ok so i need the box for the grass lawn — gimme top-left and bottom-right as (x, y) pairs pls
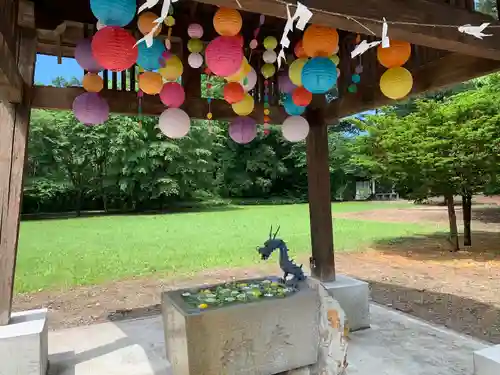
(16, 201), (433, 293)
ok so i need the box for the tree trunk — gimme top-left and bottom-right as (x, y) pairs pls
(462, 193), (472, 246)
(75, 188), (82, 217)
(445, 194), (459, 252)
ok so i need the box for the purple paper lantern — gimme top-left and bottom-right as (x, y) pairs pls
(75, 38), (103, 73)
(229, 116), (257, 144)
(72, 93), (109, 125)
(278, 71), (296, 94)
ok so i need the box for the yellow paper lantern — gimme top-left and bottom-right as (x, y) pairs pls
(329, 54), (340, 66)
(261, 63), (276, 79)
(379, 67), (413, 100)
(83, 73), (104, 93)
(139, 72), (163, 95)
(289, 58), (308, 86)
(159, 55), (183, 81)
(187, 38), (204, 53)
(165, 15), (175, 27)
(263, 36), (278, 50)
(232, 93), (254, 116)
(226, 57), (250, 82)
(213, 7), (242, 36)
(138, 12), (162, 37)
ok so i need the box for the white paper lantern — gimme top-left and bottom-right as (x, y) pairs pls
(241, 67), (257, 92)
(159, 108), (190, 139)
(263, 50), (277, 64)
(188, 52), (204, 68)
(282, 116), (310, 142)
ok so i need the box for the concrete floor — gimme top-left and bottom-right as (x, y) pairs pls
(47, 303), (489, 375)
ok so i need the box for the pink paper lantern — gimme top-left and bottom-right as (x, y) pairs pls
(75, 38), (103, 73)
(205, 36), (243, 77)
(229, 116), (257, 144)
(160, 82), (185, 108)
(72, 93), (109, 125)
(188, 23), (204, 39)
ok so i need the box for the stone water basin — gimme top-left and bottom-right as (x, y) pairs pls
(162, 277), (320, 375)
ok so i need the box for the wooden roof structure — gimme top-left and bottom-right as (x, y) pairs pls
(1, 0), (500, 325)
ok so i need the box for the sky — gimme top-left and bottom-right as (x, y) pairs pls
(34, 54), (83, 85)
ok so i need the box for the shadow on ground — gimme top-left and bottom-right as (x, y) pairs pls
(373, 230), (500, 262)
(364, 280), (500, 344)
(472, 206), (500, 224)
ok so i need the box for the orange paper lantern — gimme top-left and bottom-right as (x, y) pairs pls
(139, 72), (163, 95)
(377, 40), (411, 68)
(138, 11), (162, 36)
(224, 82), (245, 104)
(82, 73), (104, 92)
(213, 7), (242, 36)
(302, 25), (339, 58)
(294, 40), (307, 58)
(292, 86), (312, 107)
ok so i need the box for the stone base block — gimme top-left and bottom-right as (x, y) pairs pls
(474, 345), (500, 375)
(322, 275), (370, 331)
(0, 308), (48, 375)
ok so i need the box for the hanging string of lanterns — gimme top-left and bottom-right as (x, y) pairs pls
(377, 40), (413, 100)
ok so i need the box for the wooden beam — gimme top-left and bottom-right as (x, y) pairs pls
(31, 86), (288, 123)
(0, 27), (37, 326)
(305, 107), (335, 282)
(0, 31), (23, 103)
(195, 0), (500, 60)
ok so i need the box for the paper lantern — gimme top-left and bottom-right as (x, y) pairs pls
(292, 87), (312, 107)
(294, 40), (307, 58)
(302, 57), (337, 94)
(330, 54), (340, 66)
(75, 38), (103, 73)
(278, 71), (296, 94)
(229, 117), (257, 144)
(263, 50), (277, 64)
(160, 82), (185, 107)
(232, 93), (254, 116)
(139, 72), (163, 95)
(188, 52), (203, 68)
(302, 25), (339, 57)
(159, 55), (183, 81)
(72, 93), (109, 125)
(187, 39), (203, 54)
(283, 94), (306, 116)
(92, 26), (137, 72)
(226, 57), (251, 82)
(282, 116), (310, 142)
(241, 68), (257, 92)
(377, 40), (411, 68)
(224, 82), (245, 104)
(213, 7), (242, 36)
(261, 63), (276, 79)
(205, 36), (243, 77)
(263, 36), (278, 50)
(138, 12), (162, 36)
(83, 73), (104, 93)
(379, 66), (413, 99)
(137, 38), (166, 71)
(159, 108), (190, 139)
(188, 23), (203, 39)
(289, 58), (308, 86)
(90, 0), (136, 27)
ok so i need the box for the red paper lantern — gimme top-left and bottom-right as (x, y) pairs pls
(292, 87), (312, 106)
(92, 26), (138, 72)
(223, 82), (245, 104)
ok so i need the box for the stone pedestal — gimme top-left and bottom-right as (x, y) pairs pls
(322, 275), (370, 331)
(0, 308), (48, 375)
(162, 279), (320, 375)
(474, 345), (500, 375)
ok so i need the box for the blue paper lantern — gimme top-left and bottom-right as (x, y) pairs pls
(137, 39), (166, 71)
(283, 94), (306, 116)
(90, 0), (136, 27)
(301, 57), (338, 94)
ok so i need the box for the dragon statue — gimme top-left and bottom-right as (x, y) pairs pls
(257, 225), (306, 287)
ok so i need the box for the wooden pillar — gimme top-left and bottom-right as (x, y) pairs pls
(0, 27), (36, 326)
(306, 107), (336, 282)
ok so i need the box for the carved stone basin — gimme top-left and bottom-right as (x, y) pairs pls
(162, 277), (320, 375)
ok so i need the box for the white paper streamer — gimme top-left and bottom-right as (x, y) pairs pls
(277, 1), (313, 69)
(381, 18), (390, 48)
(458, 23), (492, 39)
(351, 40), (381, 58)
(135, 0), (179, 48)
